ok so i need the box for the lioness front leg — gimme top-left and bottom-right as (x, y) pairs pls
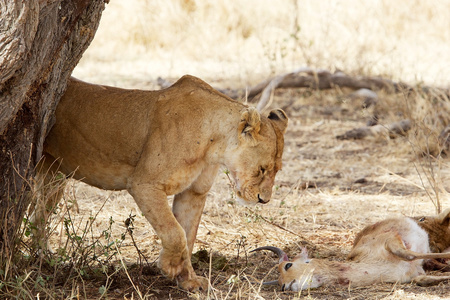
(172, 165), (219, 290)
(128, 182), (190, 280)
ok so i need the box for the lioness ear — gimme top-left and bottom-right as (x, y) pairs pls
(268, 108), (288, 133)
(238, 107), (261, 144)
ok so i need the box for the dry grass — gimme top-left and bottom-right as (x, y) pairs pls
(23, 86), (447, 299)
(74, 0), (450, 87)
(7, 1), (450, 299)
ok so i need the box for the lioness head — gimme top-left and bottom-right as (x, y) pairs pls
(227, 107), (288, 205)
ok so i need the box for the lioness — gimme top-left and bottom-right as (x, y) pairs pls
(38, 75), (288, 291)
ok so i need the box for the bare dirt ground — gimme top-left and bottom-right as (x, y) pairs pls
(37, 1), (450, 298)
(47, 81), (450, 300)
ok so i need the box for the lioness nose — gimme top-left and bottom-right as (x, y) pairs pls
(258, 194), (269, 204)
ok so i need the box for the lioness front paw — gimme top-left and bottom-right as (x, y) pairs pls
(177, 275), (209, 292)
(158, 249), (187, 279)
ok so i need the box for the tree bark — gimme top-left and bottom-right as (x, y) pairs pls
(0, 0), (105, 257)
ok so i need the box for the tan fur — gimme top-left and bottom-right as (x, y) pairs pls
(414, 208), (450, 253)
(37, 75), (288, 291)
(262, 211), (450, 291)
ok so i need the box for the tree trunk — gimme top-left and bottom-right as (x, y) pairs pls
(0, 0), (105, 258)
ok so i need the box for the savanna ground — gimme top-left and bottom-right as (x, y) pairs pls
(6, 1), (450, 299)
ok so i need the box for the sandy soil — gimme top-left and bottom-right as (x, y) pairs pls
(46, 82), (450, 300)
(40, 1), (450, 298)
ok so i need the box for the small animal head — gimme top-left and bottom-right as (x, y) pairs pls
(227, 108), (288, 205)
(251, 246), (323, 291)
(415, 208), (450, 253)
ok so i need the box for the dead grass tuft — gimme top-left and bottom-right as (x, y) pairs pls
(74, 0), (450, 87)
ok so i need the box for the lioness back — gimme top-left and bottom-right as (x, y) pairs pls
(44, 76), (244, 190)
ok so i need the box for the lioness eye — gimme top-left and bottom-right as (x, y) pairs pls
(419, 217), (425, 222)
(284, 263), (293, 271)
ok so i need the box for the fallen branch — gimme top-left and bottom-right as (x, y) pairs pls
(156, 68), (449, 106)
(336, 119), (412, 140)
(245, 68), (411, 102)
(347, 88), (379, 108)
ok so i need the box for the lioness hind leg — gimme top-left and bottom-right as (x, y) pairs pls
(30, 155), (66, 249)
